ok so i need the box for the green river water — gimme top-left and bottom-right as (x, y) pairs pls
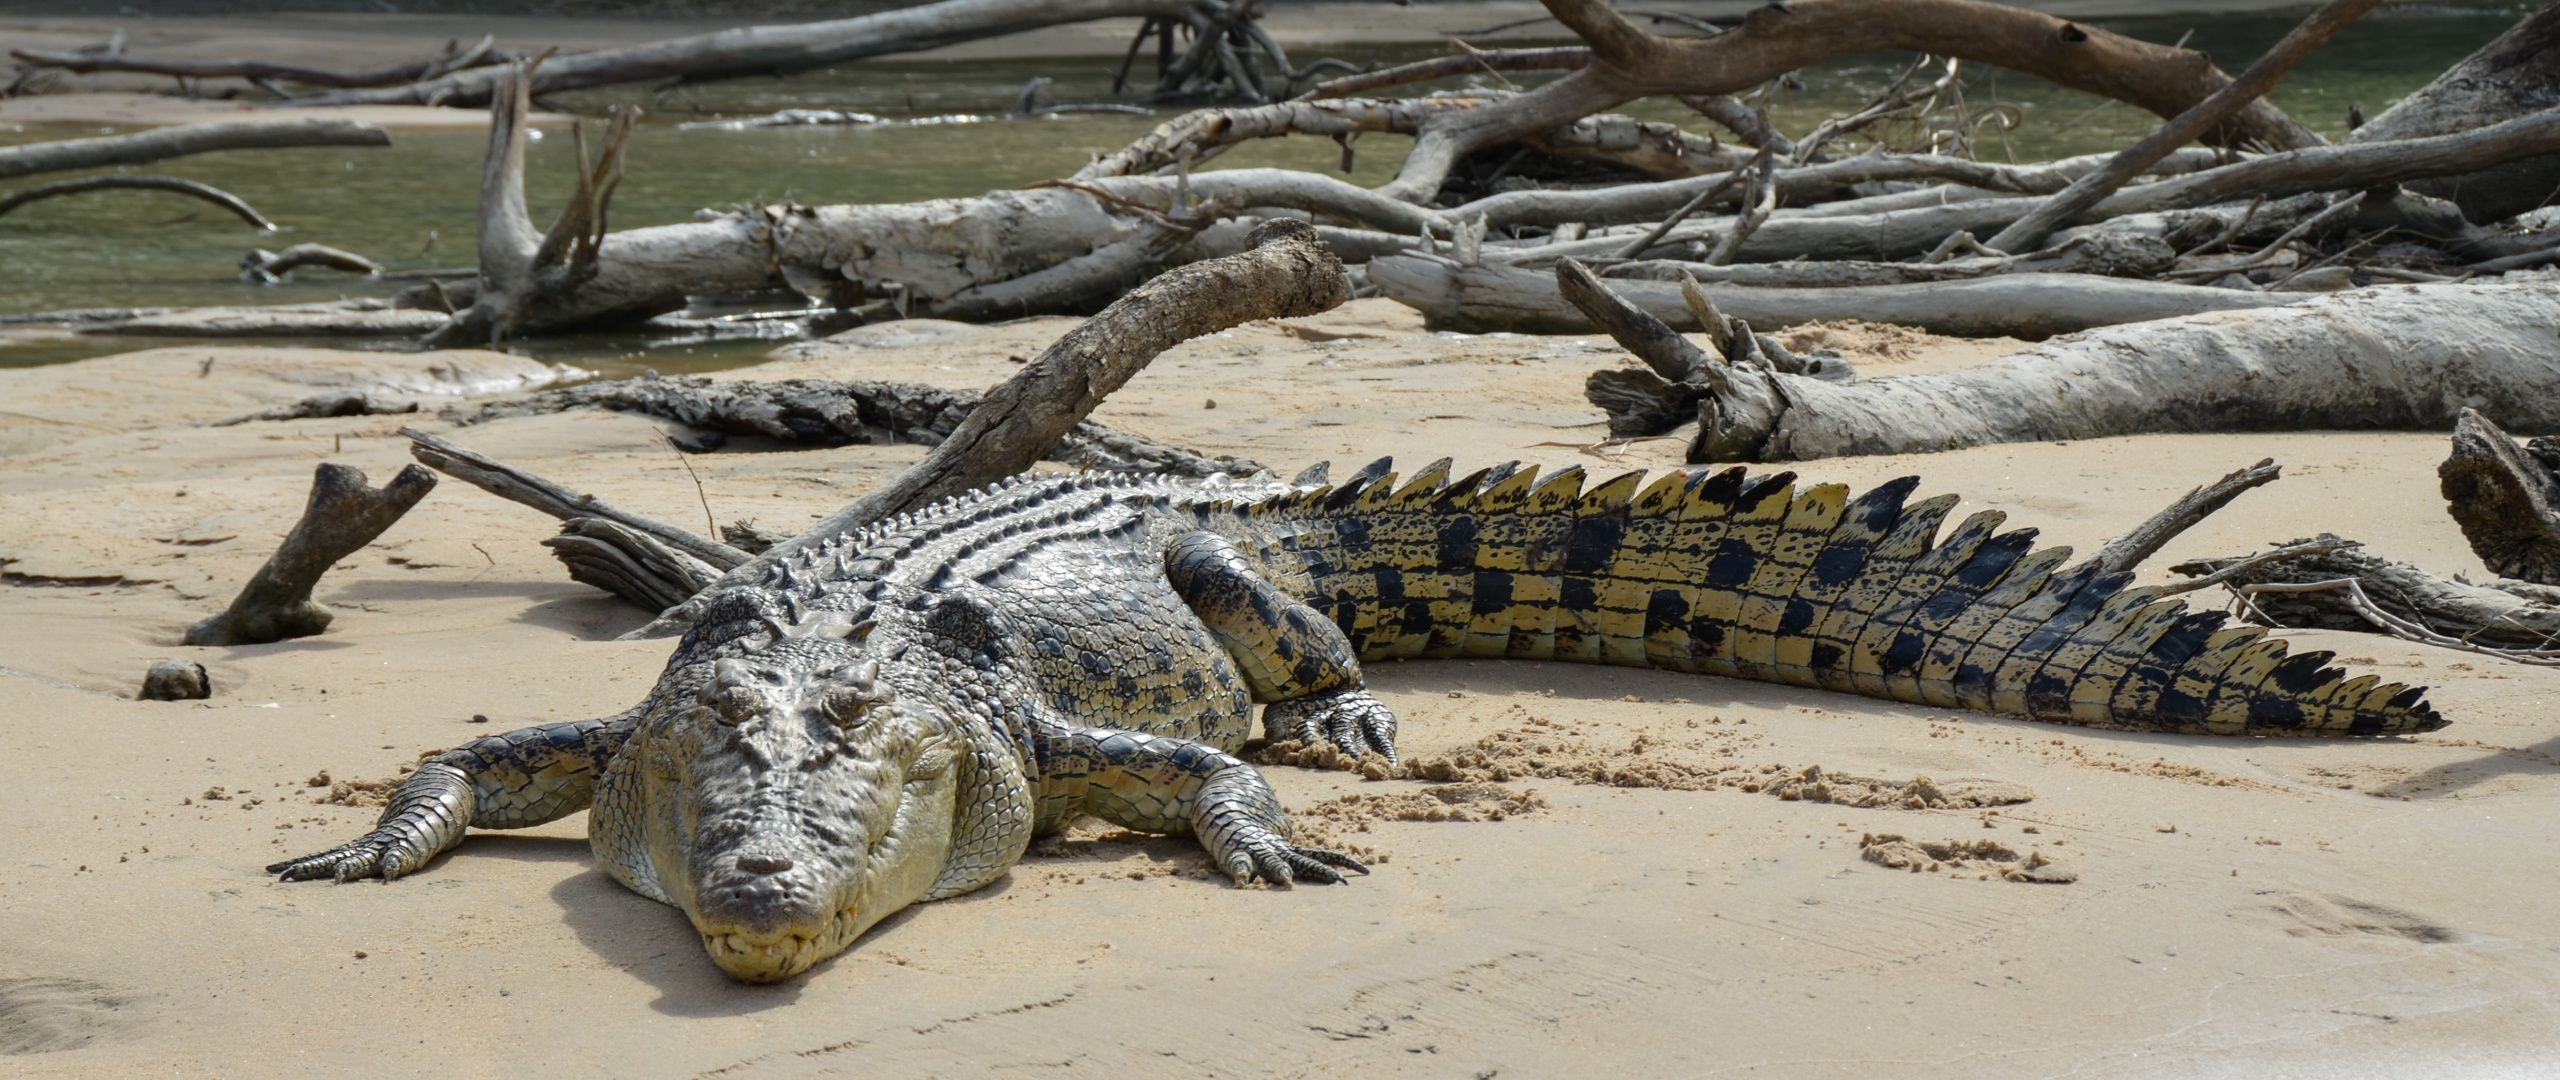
(0, 5), (2530, 373)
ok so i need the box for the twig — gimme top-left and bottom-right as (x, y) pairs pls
(2093, 458), (2283, 573)
(2165, 191), (2365, 280)
(1705, 149), (1780, 266)
(2233, 578), (2560, 666)
(2153, 537), (2342, 596)
(401, 426), (749, 571)
(1612, 146), (1767, 260)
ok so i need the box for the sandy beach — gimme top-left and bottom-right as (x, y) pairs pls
(3, 299), (2557, 1077)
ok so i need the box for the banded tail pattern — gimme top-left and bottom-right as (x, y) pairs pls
(1238, 460), (2444, 736)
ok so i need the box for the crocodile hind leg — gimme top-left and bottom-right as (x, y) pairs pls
(1035, 724), (1367, 886)
(268, 716), (627, 882)
(1165, 531), (1401, 762)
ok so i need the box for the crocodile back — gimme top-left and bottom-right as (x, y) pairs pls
(1234, 461), (2443, 737)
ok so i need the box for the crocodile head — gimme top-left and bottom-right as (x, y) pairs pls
(627, 616), (963, 982)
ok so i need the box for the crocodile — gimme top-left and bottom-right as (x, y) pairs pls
(271, 459), (2444, 982)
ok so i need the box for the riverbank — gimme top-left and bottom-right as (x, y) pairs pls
(3, 304), (2556, 1075)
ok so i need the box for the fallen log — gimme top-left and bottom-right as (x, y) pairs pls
(459, 373), (1260, 478)
(1369, 255), (2293, 337)
(2438, 409), (2560, 585)
(2352, 1), (2560, 223)
(10, 35), (506, 92)
(184, 463), (438, 646)
(284, 0), (1205, 108)
(627, 217), (1347, 637)
(1632, 280), (2560, 462)
(0, 119), (389, 180)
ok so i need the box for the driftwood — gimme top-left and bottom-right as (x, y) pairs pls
(1372, 255), (2293, 337)
(2438, 409), (2560, 586)
(1373, 0), (2322, 203)
(2352, 1), (2560, 223)
(403, 427), (749, 572)
(240, 244), (382, 283)
(1984, 0), (2376, 254)
(2174, 538), (2560, 660)
(284, 0), (1206, 108)
(10, 36), (506, 94)
(627, 218), (1347, 637)
(1664, 280), (2560, 462)
(184, 463), (438, 646)
(0, 119), (389, 180)
(0, 176), (275, 229)
(2091, 459), (2283, 574)
(460, 373), (1260, 478)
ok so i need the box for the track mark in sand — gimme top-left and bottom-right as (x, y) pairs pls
(0, 976), (135, 1056)
(2239, 892), (2461, 944)
(1263, 711), (2033, 809)
(1301, 782), (1550, 831)
(694, 1038), (868, 1078)
(1319, 949), (1655, 1044)
(912, 987), (1082, 1036)
(1858, 834), (2077, 883)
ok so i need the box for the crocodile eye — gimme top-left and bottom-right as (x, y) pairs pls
(710, 686), (762, 725)
(819, 687), (876, 728)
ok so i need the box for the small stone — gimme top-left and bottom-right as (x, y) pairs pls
(140, 659), (211, 701)
(469, 714), (490, 724)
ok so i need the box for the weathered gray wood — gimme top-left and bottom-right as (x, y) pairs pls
(2092, 458), (2282, 573)
(402, 427), (750, 572)
(464, 374), (1260, 478)
(184, 463), (438, 646)
(0, 119), (389, 180)
(1662, 280), (2560, 462)
(1985, 0), (2377, 253)
(2173, 536), (2560, 652)
(2439, 408), (2560, 585)
(2353, 1), (2560, 223)
(1369, 255), (2293, 337)
(286, 0), (1202, 108)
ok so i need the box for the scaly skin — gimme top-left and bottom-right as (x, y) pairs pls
(272, 460), (2445, 982)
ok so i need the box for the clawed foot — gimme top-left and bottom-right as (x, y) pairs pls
(1224, 827), (1369, 887)
(1265, 688), (1400, 764)
(266, 763), (472, 883)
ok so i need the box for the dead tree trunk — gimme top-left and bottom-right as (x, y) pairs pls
(2351, 1), (2560, 223)
(2439, 409), (2560, 585)
(1568, 279), (2560, 462)
(626, 218), (1347, 637)
(184, 463), (438, 646)
(0, 119), (389, 180)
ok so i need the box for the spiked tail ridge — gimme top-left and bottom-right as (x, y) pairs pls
(1246, 460), (2445, 737)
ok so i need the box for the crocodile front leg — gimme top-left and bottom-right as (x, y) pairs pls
(269, 716), (627, 882)
(1166, 531), (1401, 762)
(1037, 725), (1366, 886)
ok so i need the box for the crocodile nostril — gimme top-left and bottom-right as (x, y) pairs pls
(736, 853), (794, 875)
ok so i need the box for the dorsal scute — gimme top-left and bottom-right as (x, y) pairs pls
(1467, 463), (1542, 513)
(1392, 458), (1456, 504)
(1524, 466), (1587, 514)
(1630, 471), (1689, 517)
(1579, 471), (1645, 516)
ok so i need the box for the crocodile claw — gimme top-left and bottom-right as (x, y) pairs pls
(267, 762), (474, 884)
(1224, 829), (1369, 888)
(1265, 688), (1400, 765)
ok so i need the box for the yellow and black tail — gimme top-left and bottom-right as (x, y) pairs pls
(1242, 460), (2443, 736)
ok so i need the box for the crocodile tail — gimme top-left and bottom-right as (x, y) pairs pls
(1255, 460), (2444, 736)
